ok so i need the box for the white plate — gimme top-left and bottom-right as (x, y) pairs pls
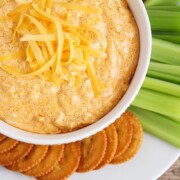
(1, 133), (179, 180)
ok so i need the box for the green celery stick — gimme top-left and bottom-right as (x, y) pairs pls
(153, 33), (180, 44)
(149, 62), (180, 76)
(129, 106), (180, 148)
(145, 0), (180, 7)
(147, 6), (180, 11)
(142, 77), (180, 98)
(166, 116), (180, 124)
(148, 10), (180, 32)
(132, 88), (180, 119)
(147, 70), (180, 84)
(152, 38), (180, 65)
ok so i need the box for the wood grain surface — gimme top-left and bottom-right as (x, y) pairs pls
(159, 158), (180, 180)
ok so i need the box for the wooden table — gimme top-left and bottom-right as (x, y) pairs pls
(159, 158), (180, 180)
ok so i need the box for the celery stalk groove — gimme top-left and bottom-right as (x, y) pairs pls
(132, 89), (180, 119)
(142, 77), (180, 97)
(152, 38), (180, 65)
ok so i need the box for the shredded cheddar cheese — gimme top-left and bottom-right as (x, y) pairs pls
(8, 4), (30, 16)
(0, 0), (106, 97)
(0, 51), (26, 62)
(20, 34), (57, 42)
(0, 15), (8, 21)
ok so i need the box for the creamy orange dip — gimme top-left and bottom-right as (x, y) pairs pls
(0, 0), (139, 134)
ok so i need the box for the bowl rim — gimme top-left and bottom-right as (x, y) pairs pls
(0, 0), (152, 145)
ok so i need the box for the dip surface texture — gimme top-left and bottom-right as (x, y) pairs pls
(0, 0), (140, 134)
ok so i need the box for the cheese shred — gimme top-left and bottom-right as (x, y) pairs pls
(0, 0), (106, 97)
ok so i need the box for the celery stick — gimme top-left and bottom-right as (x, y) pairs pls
(129, 106), (180, 148)
(147, 70), (180, 84)
(153, 33), (180, 44)
(147, 6), (180, 11)
(132, 88), (180, 119)
(148, 10), (180, 32)
(149, 62), (180, 76)
(166, 116), (180, 124)
(145, 0), (180, 7)
(142, 77), (180, 98)
(152, 38), (180, 65)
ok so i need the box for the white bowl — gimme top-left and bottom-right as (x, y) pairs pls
(0, 0), (152, 145)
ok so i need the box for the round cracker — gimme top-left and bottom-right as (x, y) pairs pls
(24, 145), (64, 177)
(77, 130), (107, 173)
(113, 111), (133, 158)
(95, 124), (118, 170)
(0, 142), (33, 166)
(7, 145), (49, 172)
(38, 142), (81, 180)
(0, 138), (19, 154)
(0, 134), (6, 142)
(111, 112), (143, 164)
